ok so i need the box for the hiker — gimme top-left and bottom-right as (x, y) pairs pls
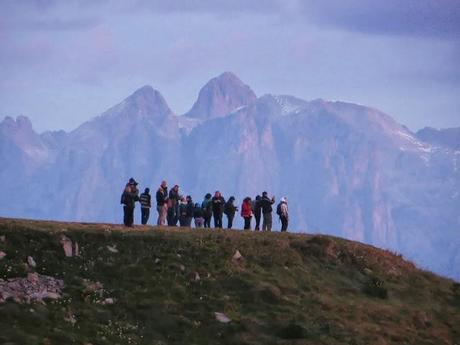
(260, 191), (275, 231)
(156, 180), (168, 226)
(139, 187), (151, 225)
(224, 196), (238, 229)
(277, 197), (289, 232)
(120, 177), (139, 227)
(166, 199), (175, 226)
(202, 193), (213, 228)
(168, 185), (181, 226)
(178, 197), (188, 227)
(253, 195), (262, 231)
(193, 203), (205, 228)
(212, 191), (225, 228)
(185, 195), (194, 227)
(241, 197), (253, 230)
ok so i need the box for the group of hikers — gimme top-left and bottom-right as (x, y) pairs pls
(121, 178), (289, 232)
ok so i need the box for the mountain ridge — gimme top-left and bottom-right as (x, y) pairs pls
(0, 72), (459, 282)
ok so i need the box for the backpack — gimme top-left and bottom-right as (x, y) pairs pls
(276, 202), (282, 216)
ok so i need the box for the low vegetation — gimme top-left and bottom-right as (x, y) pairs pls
(0, 217), (459, 345)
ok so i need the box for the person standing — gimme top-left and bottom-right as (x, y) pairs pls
(224, 196), (237, 229)
(253, 195), (262, 231)
(212, 191), (225, 228)
(156, 180), (168, 226)
(178, 197), (187, 227)
(193, 203), (205, 228)
(185, 195), (194, 227)
(120, 177), (139, 227)
(202, 193), (213, 228)
(260, 191), (275, 231)
(278, 197), (289, 232)
(168, 185), (181, 226)
(166, 199), (175, 226)
(241, 197), (253, 230)
(139, 187), (151, 225)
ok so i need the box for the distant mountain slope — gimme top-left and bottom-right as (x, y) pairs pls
(0, 73), (459, 281)
(0, 218), (459, 344)
(416, 126), (460, 150)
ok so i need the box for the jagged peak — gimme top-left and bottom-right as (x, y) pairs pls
(0, 115), (33, 131)
(185, 71), (257, 120)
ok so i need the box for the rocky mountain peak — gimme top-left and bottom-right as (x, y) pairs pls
(185, 71), (257, 120)
(123, 85), (173, 119)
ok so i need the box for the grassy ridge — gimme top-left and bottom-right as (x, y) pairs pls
(0, 218), (459, 345)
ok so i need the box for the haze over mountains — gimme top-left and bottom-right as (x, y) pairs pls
(0, 72), (459, 280)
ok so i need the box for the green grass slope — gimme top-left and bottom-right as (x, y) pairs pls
(0, 217), (459, 345)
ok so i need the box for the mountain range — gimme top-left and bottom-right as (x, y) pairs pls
(0, 72), (459, 280)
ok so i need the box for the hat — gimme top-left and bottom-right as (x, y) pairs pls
(129, 177), (138, 185)
(281, 197), (287, 203)
(262, 191), (268, 196)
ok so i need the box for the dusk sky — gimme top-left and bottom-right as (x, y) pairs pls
(1, 0), (459, 132)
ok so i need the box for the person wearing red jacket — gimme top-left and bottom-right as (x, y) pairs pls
(241, 197), (253, 230)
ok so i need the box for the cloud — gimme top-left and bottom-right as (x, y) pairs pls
(302, 0), (460, 39)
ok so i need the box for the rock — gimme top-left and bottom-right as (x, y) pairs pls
(215, 312), (231, 323)
(0, 251), (6, 260)
(59, 235), (73, 257)
(232, 250), (243, 261)
(106, 245), (118, 253)
(179, 264), (185, 272)
(363, 268), (373, 275)
(27, 256), (37, 268)
(154, 258), (161, 264)
(74, 242), (80, 257)
(188, 271), (200, 282)
(0, 235), (5, 242)
(83, 280), (104, 295)
(103, 297), (114, 305)
(27, 273), (39, 284)
(0, 273), (64, 304)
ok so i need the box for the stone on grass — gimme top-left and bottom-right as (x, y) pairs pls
(0, 251), (6, 260)
(27, 256), (37, 268)
(60, 235), (73, 257)
(232, 250), (243, 261)
(106, 245), (118, 253)
(215, 312), (231, 323)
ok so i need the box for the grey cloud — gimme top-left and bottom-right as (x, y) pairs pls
(302, 0), (460, 39)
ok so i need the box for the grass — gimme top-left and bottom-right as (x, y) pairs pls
(0, 217), (459, 345)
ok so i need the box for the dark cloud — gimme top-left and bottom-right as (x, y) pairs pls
(302, 0), (460, 39)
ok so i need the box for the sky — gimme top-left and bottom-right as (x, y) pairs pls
(0, 0), (459, 133)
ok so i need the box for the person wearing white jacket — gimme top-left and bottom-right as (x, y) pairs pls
(279, 197), (289, 232)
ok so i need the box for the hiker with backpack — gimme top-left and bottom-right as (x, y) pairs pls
(120, 177), (140, 227)
(202, 193), (213, 228)
(212, 191), (226, 228)
(253, 195), (262, 231)
(156, 180), (168, 226)
(277, 197), (289, 232)
(139, 187), (151, 225)
(241, 197), (253, 230)
(168, 185), (181, 226)
(184, 195), (194, 227)
(224, 196), (238, 229)
(260, 191), (275, 231)
(193, 203), (205, 228)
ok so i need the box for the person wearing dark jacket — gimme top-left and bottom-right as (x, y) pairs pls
(156, 180), (168, 226)
(193, 203), (205, 228)
(121, 177), (140, 227)
(260, 191), (275, 231)
(178, 197), (188, 227)
(224, 196), (238, 229)
(184, 195), (194, 227)
(139, 187), (151, 225)
(168, 185), (181, 226)
(201, 193), (213, 228)
(212, 191), (225, 228)
(253, 195), (262, 231)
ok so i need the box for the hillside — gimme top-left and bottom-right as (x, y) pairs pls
(0, 218), (459, 345)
